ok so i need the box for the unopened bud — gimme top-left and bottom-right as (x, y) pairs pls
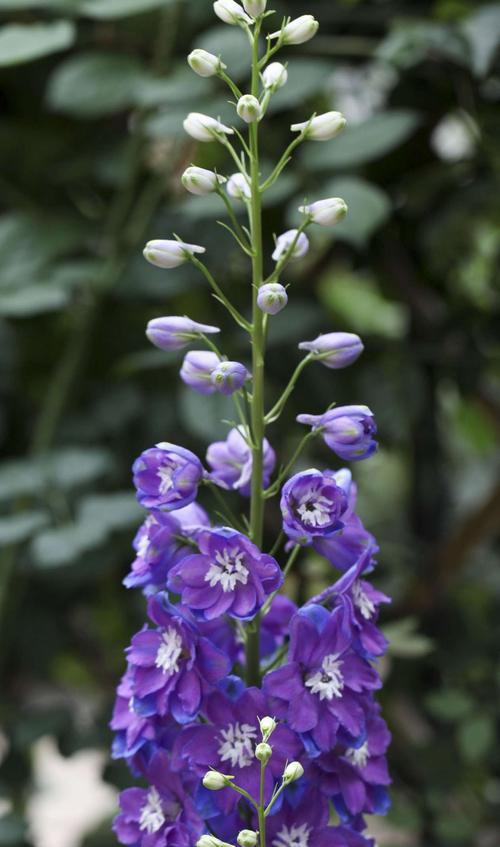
(299, 198), (348, 226)
(184, 112), (234, 143)
(237, 831), (258, 847)
(259, 716), (277, 739)
(227, 172), (251, 200)
(255, 742), (272, 763)
(237, 95), (262, 124)
(182, 166), (226, 196)
(272, 230), (309, 263)
(210, 361), (250, 395)
(243, 0), (266, 17)
(198, 837), (234, 847)
(283, 761), (304, 782)
(269, 15), (319, 45)
(143, 239), (205, 269)
(213, 0), (252, 25)
(262, 62), (288, 91)
(188, 49), (226, 78)
(202, 770), (233, 790)
(291, 111), (346, 142)
(257, 283), (288, 315)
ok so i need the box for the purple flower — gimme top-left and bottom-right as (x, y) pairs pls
(133, 443), (204, 512)
(263, 604), (380, 752)
(264, 789), (373, 847)
(172, 687), (303, 813)
(298, 333), (363, 369)
(297, 406), (377, 462)
(206, 427), (276, 495)
(110, 669), (158, 761)
(168, 527), (283, 620)
(210, 361), (250, 395)
(280, 469), (349, 545)
(257, 283), (288, 315)
(180, 351), (220, 395)
(146, 316), (220, 352)
(313, 512), (377, 574)
(113, 749), (203, 847)
(126, 594), (230, 721)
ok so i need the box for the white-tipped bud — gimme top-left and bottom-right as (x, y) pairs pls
(237, 831), (258, 847)
(272, 230), (309, 263)
(213, 0), (252, 25)
(184, 112), (235, 143)
(259, 716), (278, 740)
(269, 15), (319, 45)
(182, 166), (226, 196)
(227, 173), (251, 200)
(283, 761), (304, 783)
(257, 283), (288, 315)
(242, 0), (266, 17)
(198, 837), (235, 847)
(262, 62), (288, 91)
(202, 770), (233, 790)
(188, 49), (226, 78)
(255, 742), (272, 763)
(291, 111), (347, 142)
(299, 198), (348, 226)
(237, 95), (262, 124)
(143, 239), (205, 269)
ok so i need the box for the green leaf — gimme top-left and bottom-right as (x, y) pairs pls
(457, 715), (495, 762)
(0, 511), (49, 545)
(47, 52), (147, 117)
(461, 3), (500, 76)
(425, 688), (474, 722)
(300, 110), (421, 170)
(376, 21), (469, 69)
(179, 388), (235, 442)
(316, 177), (391, 247)
(0, 447), (113, 500)
(267, 59), (334, 114)
(133, 65), (208, 108)
(78, 492), (142, 531)
(197, 25), (250, 82)
(0, 21), (75, 67)
(383, 617), (434, 658)
(0, 286), (68, 316)
(79, 0), (178, 18)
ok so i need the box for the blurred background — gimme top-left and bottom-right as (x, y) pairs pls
(1, 0), (499, 845)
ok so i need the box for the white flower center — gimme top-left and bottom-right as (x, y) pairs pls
(157, 463), (176, 495)
(305, 653), (344, 701)
(345, 741), (369, 768)
(139, 787), (165, 834)
(352, 580), (375, 620)
(296, 491), (332, 528)
(155, 627), (183, 676)
(273, 823), (311, 847)
(218, 722), (257, 768)
(205, 547), (249, 593)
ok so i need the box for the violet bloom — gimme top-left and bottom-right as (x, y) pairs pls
(113, 749), (203, 847)
(110, 668), (158, 762)
(210, 361), (250, 395)
(133, 443), (204, 512)
(172, 687), (302, 814)
(206, 427), (276, 495)
(180, 351), (220, 395)
(298, 332), (363, 369)
(263, 604), (381, 752)
(265, 789), (373, 847)
(146, 316), (220, 352)
(297, 406), (377, 462)
(167, 527), (283, 620)
(126, 594), (230, 721)
(280, 469), (349, 545)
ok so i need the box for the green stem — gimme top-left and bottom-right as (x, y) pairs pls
(265, 354), (313, 423)
(264, 432), (317, 498)
(190, 256), (251, 331)
(258, 759), (267, 847)
(264, 218), (311, 285)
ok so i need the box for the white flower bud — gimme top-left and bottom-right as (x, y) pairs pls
(227, 173), (251, 200)
(262, 62), (288, 91)
(272, 230), (309, 262)
(299, 197), (348, 226)
(259, 716), (277, 739)
(184, 112), (235, 143)
(269, 15), (319, 45)
(187, 49), (226, 78)
(237, 831), (258, 847)
(257, 283), (287, 315)
(255, 742), (272, 763)
(198, 837), (235, 847)
(202, 770), (233, 790)
(237, 94), (262, 124)
(291, 111), (346, 142)
(213, 0), (252, 25)
(283, 761), (304, 783)
(242, 0), (266, 17)
(143, 239), (205, 269)
(182, 166), (226, 196)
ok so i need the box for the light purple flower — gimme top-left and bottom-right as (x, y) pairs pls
(206, 427), (276, 495)
(146, 317), (220, 352)
(110, 668), (158, 761)
(298, 332), (363, 369)
(167, 527), (283, 620)
(257, 283), (288, 315)
(133, 443), (204, 512)
(180, 350), (220, 395)
(126, 594), (230, 721)
(297, 405), (377, 461)
(264, 789), (373, 847)
(210, 361), (250, 395)
(272, 229), (309, 262)
(280, 469), (349, 545)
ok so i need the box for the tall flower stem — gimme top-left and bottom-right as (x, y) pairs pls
(246, 19), (265, 688)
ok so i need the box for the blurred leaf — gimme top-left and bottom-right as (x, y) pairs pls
(0, 20), (75, 67)
(318, 266), (408, 337)
(197, 25), (250, 82)
(300, 111), (420, 170)
(266, 301), (322, 348)
(0, 813), (26, 846)
(376, 21), (469, 69)
(425, 688), (474, 721)
(179, 388), (235, 441)
(78, 492), (142, 531)
(0, 286), (68, 316)
(457, 714), (495, 762)
(0, 214), (83, 290)
(47, 52), (147, 117)
(267, 59), (334, 114)
(323, 177), (392, 246)
(383, 617), (434, 657)
(0, 511), (49, 545)
(0, 447), (113, 500)
(79, 0), (178, 17)
(133, 65), (208, 108)
(461, 3), (500, 76)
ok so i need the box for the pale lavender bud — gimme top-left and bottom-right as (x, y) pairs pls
(187, 49), (226, 78)
(291, 111), (346, 141)
(183, 112), (234, 142)
(227, 172), (251, 200)
(262, 62), (288, 91)
(272, 230), (309, 262)
(255, 742), (272, 763)
(237, 831), (258, 847)
(143, 239), (205, 269)
(298, 332), (364, 369)
(257, 283), (288, 315)
(299, 197), (348, 226)
(213, 0), (252, 25)
(283, 761), (304, 782)
(269, 15), (319, 45)
(180, 351), (220, 394)
(237, 94), (262, 123)
(146, 316), (220, 352)
(242, 0), (266, 17)
(210, 361), (250, 395)
(182, 166), (226, 195)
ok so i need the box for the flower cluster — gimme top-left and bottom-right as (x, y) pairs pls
(112, 6), (390, 847)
